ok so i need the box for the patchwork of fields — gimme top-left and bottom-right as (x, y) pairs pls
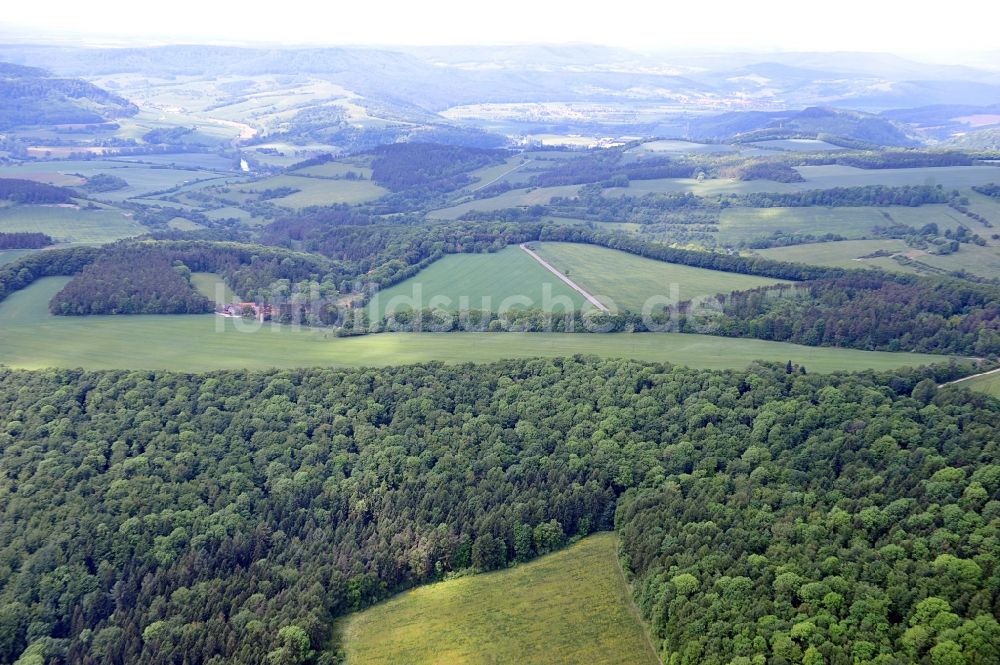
(338, 533), (659, 665)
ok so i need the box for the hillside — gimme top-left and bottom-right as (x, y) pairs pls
(0, 62), (137, 129)
(691, 107), (921, 146)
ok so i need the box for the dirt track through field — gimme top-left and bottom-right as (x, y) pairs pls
(471, 159), (533, 192)
(519, 243), (610, 312)
(939, 365), (1000, 388)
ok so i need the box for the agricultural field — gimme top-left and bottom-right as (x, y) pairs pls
(337, 533), (659, 665)
(117, 153), (240, 171)
(229, 173), (387, 208)
(459, 155), (535, 192)
(717, 204), (966, 244)
(603, 177), (802, 197)
(0, 249), (37, 266)
(628, 139), (739, 155)
(428, 184), (583, 219)
(289, 162), (373, 179)
(748, 138), (846, 151)
(894, 241), (1000, 279)
(951, 370), (1000, 398)
(0, 277), (955, 372)
(0, 205), (144, 244)
(795, 164), (1000, 188)
(528, 242), (788, 310)
(755, 239), (915, 270)
(368, 246), (588, 320)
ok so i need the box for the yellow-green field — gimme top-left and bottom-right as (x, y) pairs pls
(337, 533), (659, 665)
(947, 370), (1000, 398)
(529, 242), (788, 310)
(0, 277), (957, 373)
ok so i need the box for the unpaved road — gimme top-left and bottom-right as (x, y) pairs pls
(470, 159), (533, 192)
(520, 243), (610, 312)
(939, 366), (1000, 388)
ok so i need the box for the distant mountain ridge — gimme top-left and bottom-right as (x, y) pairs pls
(1, 44), (998, 112)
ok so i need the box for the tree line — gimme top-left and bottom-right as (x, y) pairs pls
(0, 178), (75, 204)
(0, 231), (53, 249)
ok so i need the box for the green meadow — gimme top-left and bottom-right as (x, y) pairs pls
(236, 173), (388, 208)
(0, 277), (955, 373)
(529, 241), (788, 310)
(428, 184), (583, 219)
(368, 246), (588, 319)
(0, 249), (37, 266)
(337, 533), (659, 665)
(0, 205), (144, 244)
(755, 239), (914, 270)
(718, 204), (965, 244)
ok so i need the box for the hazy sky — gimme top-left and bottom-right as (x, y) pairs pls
(2, 0), (998, 60)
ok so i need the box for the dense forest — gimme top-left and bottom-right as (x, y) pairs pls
(49, 250), (213, 315)
(700, 276), (1000, 356)
(369, 143), (508, 192)
(0, 178), (75, 204)
(0, 231), (53, 249)
(0, 359), (994, 665)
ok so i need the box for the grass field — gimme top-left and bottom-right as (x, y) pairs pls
(428, 185), (582, 219)
(191, 273), (238, 306)
(748, 139), (846, 152)
(0, 249), (36, 266)
(795, 165), (1000, 188)
(755, 239), (915, 270)
(460, 155), (535, 192)
(117, 153), (238, 171)
(0, 278), (956, 372)
(236, 173), (387, 208)
(368, 246), (588, 319)
(896, 242), (1000, 280)
(953, 371), (1000, 398)
(628, 139), (738, 155)
(0, 205), (144, 244)
(529, 242), (788, 310)
(338, 533), (658, 665)
(718, 205), (965, 244)
(290, 162), (374, 179)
